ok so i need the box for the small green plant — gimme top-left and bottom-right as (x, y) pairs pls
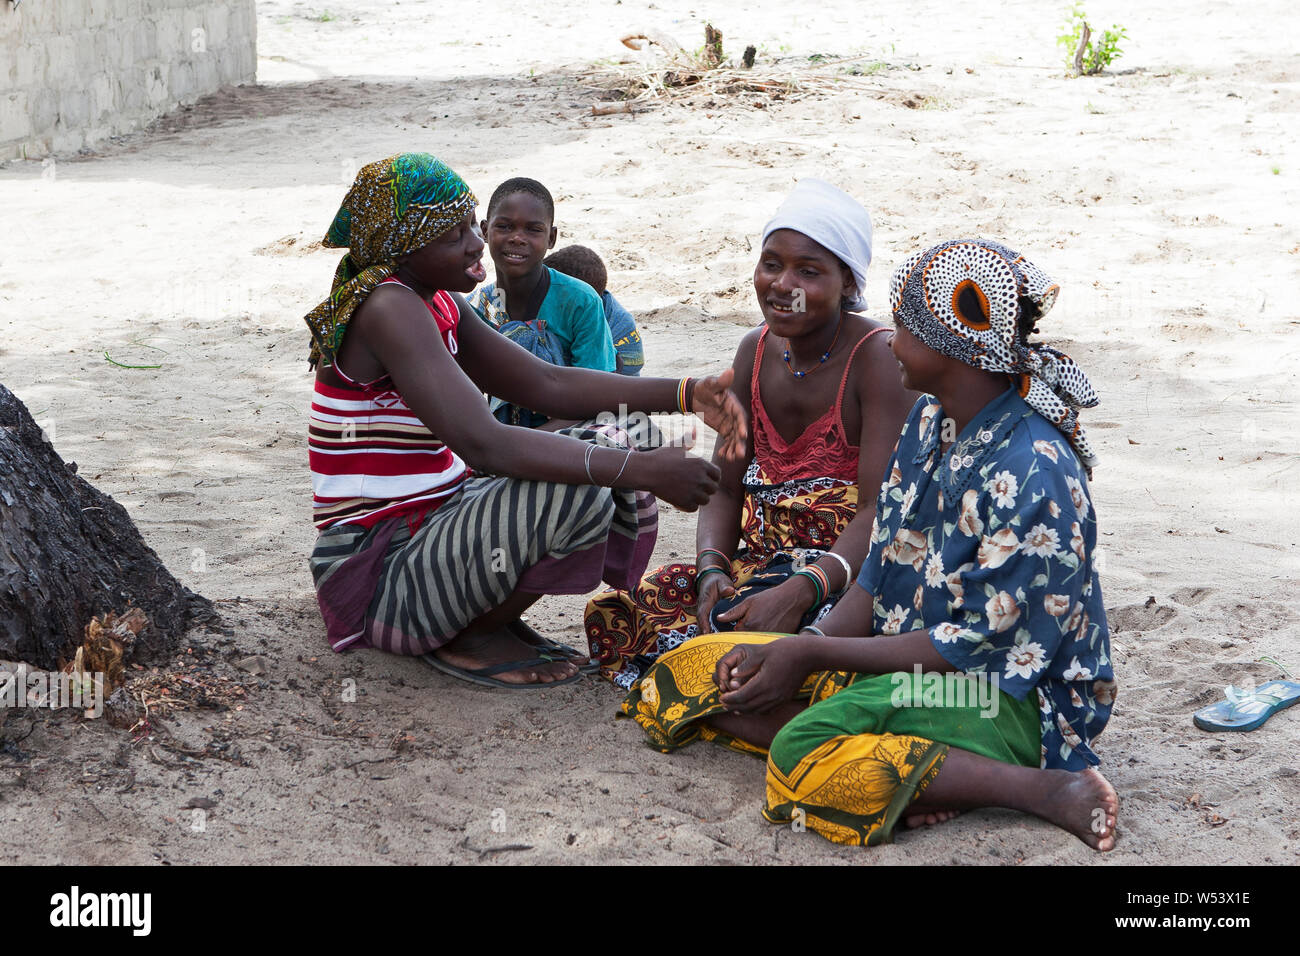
(316, 9), (336, 22)
(843, 60), (888, 76)
(1057, 3), (1127, 76)
(919, 95), (953, 111)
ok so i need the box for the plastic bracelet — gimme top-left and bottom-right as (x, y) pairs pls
(793, 567), (827, 608)
(676, 377), (694, 414)
(696, 547), (731, 568)
(799, 570), (825, 608)
(806, 563), (831, 597)
(819, 552), (852, 593)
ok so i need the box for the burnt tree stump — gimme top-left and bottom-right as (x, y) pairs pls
(0, 381), (215, 669)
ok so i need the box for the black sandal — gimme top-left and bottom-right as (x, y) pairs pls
(422, 652), (585, 689)
(508, 619), (601, 674)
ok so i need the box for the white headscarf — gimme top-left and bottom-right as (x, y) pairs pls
(760, 178), (874, 312)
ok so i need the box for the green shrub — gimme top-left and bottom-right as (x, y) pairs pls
(1057, 3), (1128, 76)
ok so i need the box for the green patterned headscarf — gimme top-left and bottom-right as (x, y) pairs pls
(304, 153), (477, 368)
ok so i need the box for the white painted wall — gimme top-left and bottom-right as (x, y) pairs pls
(1, 0), (256, 159)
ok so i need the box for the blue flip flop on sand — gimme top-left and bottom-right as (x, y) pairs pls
(1193, 680), (1300, 732)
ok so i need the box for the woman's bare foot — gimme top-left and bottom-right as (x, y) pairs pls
(904, 809), (962, 828)
(1040, 767), (1119, 851)
(908, 750), (1119, 851)
(508, 618), (591, 666)
(433, 627), (579, 685)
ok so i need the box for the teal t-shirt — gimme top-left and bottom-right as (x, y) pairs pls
(471, 268), (617, 372)
(469, 268), (617, 427)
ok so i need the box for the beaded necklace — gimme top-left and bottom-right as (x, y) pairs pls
(783, 314), (844, 378)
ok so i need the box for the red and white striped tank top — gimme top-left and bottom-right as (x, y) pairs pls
(308, 280), (468, 530)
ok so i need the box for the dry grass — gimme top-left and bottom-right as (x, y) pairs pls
(578, 51), (896, 111)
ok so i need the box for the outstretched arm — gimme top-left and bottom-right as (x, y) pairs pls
(714, 628), (956, 715)
(452, 294), (747, 459)
(354, 286), (722, 510)
(809, 580), (874, 636)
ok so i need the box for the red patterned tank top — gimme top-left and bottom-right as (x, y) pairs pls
(749, 326), (888, 484)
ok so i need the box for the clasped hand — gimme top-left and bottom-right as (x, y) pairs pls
(712, 636), (813, 715)
(710, 577), (809, 635)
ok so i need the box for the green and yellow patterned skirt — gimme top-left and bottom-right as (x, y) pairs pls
(619, 632), (1040, 847)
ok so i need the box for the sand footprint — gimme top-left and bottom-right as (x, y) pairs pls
(1169, 585), (1213, 606)
(1108, 599), (1178, 634)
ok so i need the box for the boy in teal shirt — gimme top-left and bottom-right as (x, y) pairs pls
(470, 178), (617, 428)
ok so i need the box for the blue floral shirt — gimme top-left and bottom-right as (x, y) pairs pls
(856, 388), (1116, 770)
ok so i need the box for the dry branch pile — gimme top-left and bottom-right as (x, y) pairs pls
(582, 25), (893, 112)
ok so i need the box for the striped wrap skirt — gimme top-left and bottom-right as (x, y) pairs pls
(309, 426), (658, 655)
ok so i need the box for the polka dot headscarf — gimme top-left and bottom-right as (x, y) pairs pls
(890, 239), (1099, 472)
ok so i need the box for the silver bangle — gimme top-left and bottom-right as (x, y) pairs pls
(610, 447), (634, 486)
(820, 552), (852, 593)
(800, 625), (826, 637)
(583, 443), (597, 484)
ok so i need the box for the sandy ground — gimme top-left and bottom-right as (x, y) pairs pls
(1, 0), (1298, 864)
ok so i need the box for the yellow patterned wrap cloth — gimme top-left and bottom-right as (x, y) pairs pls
(618, 631), (963, 847)
(763, 732), (948, 846)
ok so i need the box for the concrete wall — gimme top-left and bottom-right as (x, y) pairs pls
(0, 0), (257, 160)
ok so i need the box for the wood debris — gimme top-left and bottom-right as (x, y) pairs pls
(585, 27), (894, 111)
(62, 606), (150, 695)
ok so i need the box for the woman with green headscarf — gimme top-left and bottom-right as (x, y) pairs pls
(304, 153), (747, 688)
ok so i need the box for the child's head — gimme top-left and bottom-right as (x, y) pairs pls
(481, 177), (557, 282)
(543, 245), (608, 295)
